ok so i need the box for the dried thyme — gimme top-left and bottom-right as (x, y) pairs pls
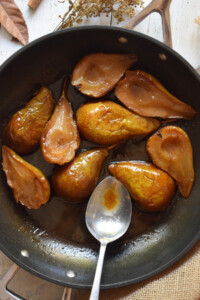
(55, 0), (144, 30)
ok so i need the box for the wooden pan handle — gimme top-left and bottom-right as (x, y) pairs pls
(125, 0), (172, 48)
(125, 1), (158, 30)
(161, 0), (172, 47)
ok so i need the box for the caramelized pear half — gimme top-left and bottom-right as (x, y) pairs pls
(115, 70), (196, 119)
(71, 53), (137, 97)
(146, 126), (194, 198)
(4, 87), (54, 155)
(109, 161), (175, 212)
(52, 148), (108, 202)
(2, 145), (50, 209)
(76, 101), (160, 144)
(41, 84), (80, 165)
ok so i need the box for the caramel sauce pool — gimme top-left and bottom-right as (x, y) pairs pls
(103, 186), (118, 210)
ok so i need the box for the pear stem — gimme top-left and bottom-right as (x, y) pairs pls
(106, 144), (119, 152)
(62, 78), (68, 98)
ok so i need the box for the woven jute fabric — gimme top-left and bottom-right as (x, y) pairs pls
(76, 240), (200, 300)
(100, 240), (200, 300)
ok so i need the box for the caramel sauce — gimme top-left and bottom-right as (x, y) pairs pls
(103, 187), (118, 210)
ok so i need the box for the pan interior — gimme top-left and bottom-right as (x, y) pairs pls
(0, 27), (200, 288)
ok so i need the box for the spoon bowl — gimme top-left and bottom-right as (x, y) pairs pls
(86, 176), (132, 299)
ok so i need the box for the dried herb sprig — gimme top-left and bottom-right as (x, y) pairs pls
(55, 0), (144, 31)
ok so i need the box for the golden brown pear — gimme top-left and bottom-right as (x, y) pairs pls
(71, 53), (137, 97)
(52, 148), (109, 202)
(108, 161), (175, 212)
(41, 82), (80, 165)
(76, 101), (160, 144)
(115, 70), (196, 119)
(146, 126), (194, 198)
(3, 87), (54, 155)
(2, 145), (50, 209)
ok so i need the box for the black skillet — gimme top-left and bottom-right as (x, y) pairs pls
(0, 26), (200, 290)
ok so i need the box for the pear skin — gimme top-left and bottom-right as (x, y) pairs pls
(4, 87), (54, 155)
(146, 126), (194, 198)
(41, 83), (80, 165)
(52, 148), (108, 202)
(76, 101), (160, 144)
(71, 53), (137, 97)
(115, 70), (196, 119)
(108, 161), (175, 212)
(2, 145), (50, 209)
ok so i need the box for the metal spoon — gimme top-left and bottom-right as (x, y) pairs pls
(86, 176), (132, 300)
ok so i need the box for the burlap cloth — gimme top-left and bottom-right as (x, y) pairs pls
(74, 239), (200, 300)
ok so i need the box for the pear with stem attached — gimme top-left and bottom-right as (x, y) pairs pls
(41, 80), (80, 165)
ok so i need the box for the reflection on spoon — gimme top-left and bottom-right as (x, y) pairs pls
(86, 176), (132, 300)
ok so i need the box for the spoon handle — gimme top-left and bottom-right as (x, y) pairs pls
(89, 242), (107, 300)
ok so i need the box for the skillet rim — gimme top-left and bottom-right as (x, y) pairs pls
(0, 25), (200, 289)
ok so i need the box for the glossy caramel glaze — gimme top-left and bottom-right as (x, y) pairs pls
(146, 126), (194, 198)
(115, 70), (196, 119)
(52, 148), (108, 202)
(103, 186), (118, 210)
(109, 161), (175, 212)
(3, 87), (54, 155)
(76, 101), (160, 145)
(2, 145), (50, 209)
(1, 70), (194, 250)
(71, 53), (137, 97)
(41, 91), (80, 165)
